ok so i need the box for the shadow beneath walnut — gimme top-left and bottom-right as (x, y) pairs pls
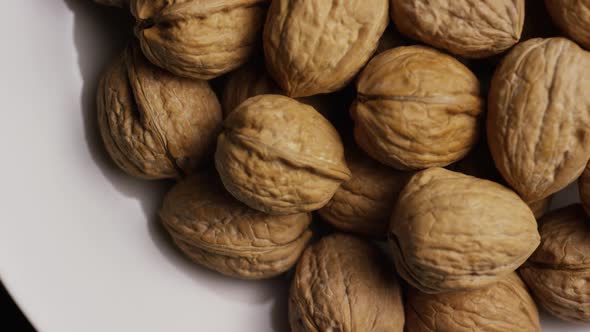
(63, 0), (291, 322)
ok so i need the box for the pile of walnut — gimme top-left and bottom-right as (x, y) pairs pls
(95, 0), (590, 330)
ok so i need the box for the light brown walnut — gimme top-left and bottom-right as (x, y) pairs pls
(263, 0), (389, 97)
(546, 0), (590, 49)
(130, 0), (268, 79)
(215, 95), (351, 215)
(159, 171), (312, 279)
(488, 37), (590, 203)
(289, 234), (404, 332)
(352, 46), (483, 171)
(391, 0), (525, 58)
(390, 167), (540, 293)
(406, 273), (541, 332)
(97, 45), (222, 179)
(520, 204), (590, 322)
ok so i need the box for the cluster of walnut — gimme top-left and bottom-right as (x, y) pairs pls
(94, 0), (590, 330)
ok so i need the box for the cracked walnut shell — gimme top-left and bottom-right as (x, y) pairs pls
(488, 37), (590, 203)
(352, 46), (483, 170)
(130, 0), (268, 79)
(520, 204), (590, 323)
(546, 0), (590, 50)
(391, 0), (525, 58)
(159, 172), (312, 279)
(97, 45), (222, 179)
(406, 273), (541, 332)
(215, 94), (351, 215)
(389, 167), (540, 293)
(289, 234), (404, 332)
(263, 0), (389, 97)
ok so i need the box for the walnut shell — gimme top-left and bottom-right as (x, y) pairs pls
(579, 162), (590, 216)
(546, 0), (590, 49)
(528, 197), (551, 220)
(318, 148), (411, 238)
(390, 167), (540, 293)
(263, 0), (389, 97)
(488, 37), (590, 203)
(97, 45), (222, 179)
(215, 95), (351, 215)
(159, 171), (312, 279)
(95, 0), (126, 7)
(352, 46), (483, 171)
(130, 0), (268, 79)
(520, 204), (590, 322)
(406, 273), (541, 332)
(289, 234), (404, 332)
(391, 0), (525, 58)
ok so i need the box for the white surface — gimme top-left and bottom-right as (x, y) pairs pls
(0, 1), (587, 332)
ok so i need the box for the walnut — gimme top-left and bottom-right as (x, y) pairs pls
(389, 167), (540, 293)
(95, 0), (126, 7)
(97, 45), (222, 179)
(215, 95), (351, 215)
(520, 204), (590, 322)
(351, 46), (483, 171)
(159, 171), (312, 279)
(546, 0), (590, 49)
(318, 148), (411, 238)
(130, 0), (268, 79)
(406, 273), (541, 332)
(289, 234), (404, 332)
(263, 0), (389, 97)
(528, 197), (551, 220)
(391, 0), (525, 58)
(579, 162), (590, 215)
(488, 37), (590, 203)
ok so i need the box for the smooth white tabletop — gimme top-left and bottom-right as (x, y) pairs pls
(0, 1), (587, 331)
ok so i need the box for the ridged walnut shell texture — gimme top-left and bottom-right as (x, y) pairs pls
(289, 234), (404, 332)
(520, 204), (590, 323)
(318, 148), (411, 238)
(488, 37), (590, 203)
(406, 273), (541, 332)
(546, 0), (590, 49)
(97, 45), (222, 179)
(391, 0), (525, 58)
(579, 162), (590, 215)
(130, 0), (268, 79)
(263, 0), (389, 97)
(390, 167), (540, 293)
(352, 46), (483, 171)
(215, 95), (351, 215)
(159, 172), (312, 279)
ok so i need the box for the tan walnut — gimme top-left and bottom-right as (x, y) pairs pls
(546, 0), (590, 50)
(289, 234), (405, 332)
(159, 171), (312, 279)
(391, 0), (525, 58)
(389, 167), (540, 293)
(94, 0), (126, 7)
(130, 0), (268, 79)
(215, 94), (351, 215)
(488, 37), (590, 203)
(351, 46), (483, 171)
(97, 45), (222, 179)
(520, 204), (590, 323)
(318, 148), (411, 238)
(406, 273), (541, 332)
(579, 162), (590, 216)
(263, 0), (389, 97)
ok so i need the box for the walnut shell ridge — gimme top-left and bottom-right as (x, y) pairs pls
(130, 0), (268, 79)
(488, 37), (590, 203)
(546, 0), (590, 50)
(352, 46), (483, 171)
(97, 45), (222, 179)
(318, 148), (411, 238)
(263, 0), (389, 97)
(520, 204), (590, 323)
(289, 234), (404, 332)
(215, 94), (351, 215)
(159, 171), (312, 279)
(389, 167), (540, 293)
(406, 273), (541, 332)
(391, 0), (525, 58)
